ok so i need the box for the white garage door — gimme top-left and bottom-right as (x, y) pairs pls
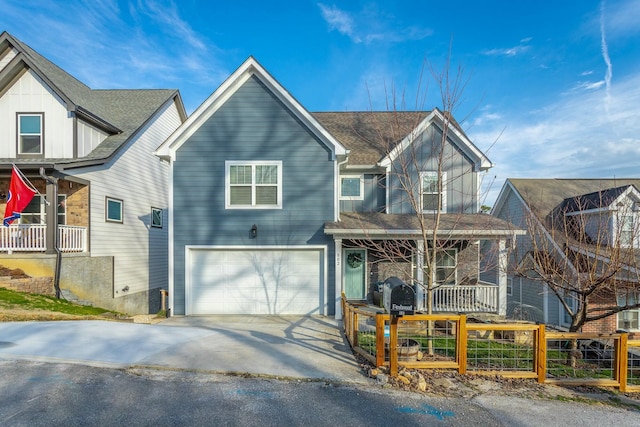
(187, 248), (323, 315)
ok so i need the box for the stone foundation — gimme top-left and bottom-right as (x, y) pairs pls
(0, 276), (55, 295)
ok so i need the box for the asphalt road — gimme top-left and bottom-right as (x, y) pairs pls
(1, 360), (638, 427)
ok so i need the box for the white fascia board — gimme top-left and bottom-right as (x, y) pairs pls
(378, 109), (493, 171)
(155, 57), (347, 161)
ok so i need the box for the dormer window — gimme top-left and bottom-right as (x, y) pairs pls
(17, 113), (44, 155)
(340, 175), (364, 200)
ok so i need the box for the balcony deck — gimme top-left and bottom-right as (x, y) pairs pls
(0, 224), (87, 253)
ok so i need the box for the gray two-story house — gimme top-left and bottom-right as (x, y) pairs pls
(156, 57), (519, 318)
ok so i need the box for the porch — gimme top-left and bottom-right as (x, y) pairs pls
(423, 281), (499, 313)
(0, 224), (87, 253)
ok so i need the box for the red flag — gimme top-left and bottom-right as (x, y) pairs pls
(3, 166), (37, 227)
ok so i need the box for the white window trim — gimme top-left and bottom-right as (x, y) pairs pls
(419, 171), (447, 213)
(339, 175), (364, 200)
(225, 161), (283, 209)
(17, 113), (44, 155)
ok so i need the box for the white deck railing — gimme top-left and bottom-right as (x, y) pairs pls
(0, 224), (87, 253)
(421, 282), (499, 313)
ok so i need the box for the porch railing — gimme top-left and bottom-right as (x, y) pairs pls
(421, 282), (499, 313)
(0, 224), (87, 253)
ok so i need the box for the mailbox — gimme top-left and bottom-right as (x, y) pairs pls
(382, 276), (415, 316)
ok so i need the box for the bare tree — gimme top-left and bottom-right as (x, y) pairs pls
(510, 186), (640, 336)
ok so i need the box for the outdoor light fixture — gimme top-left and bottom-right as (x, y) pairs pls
(250, 224), (258, 238)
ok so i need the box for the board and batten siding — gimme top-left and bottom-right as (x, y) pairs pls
(388, 126), (478, 215)
(77, 120), (109, 157)
(0, 70), (72, 158)
(340, 173), (386, 213)
(72, 99), (182, 297)
(171, 76), (336, 315)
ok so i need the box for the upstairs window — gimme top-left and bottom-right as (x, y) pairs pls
(340, 175), (364, 200)
(420, 171), (446, 213)
(226, 161), (282, 209)
(619, 214), (635, 247)
(17, 113), (44, 155)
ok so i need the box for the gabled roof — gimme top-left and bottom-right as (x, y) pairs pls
(558, 185), (640, 214)
(312, 111), (427, 165)
(503, 179), (640, 221)
(0, 31), (186, 169)
(155, 56), (347, 161)
(313, 109), (492, 171)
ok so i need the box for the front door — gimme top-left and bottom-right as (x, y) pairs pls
(344, 249), (366, 300)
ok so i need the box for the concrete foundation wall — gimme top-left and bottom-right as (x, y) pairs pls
(0, 254), (163, 315)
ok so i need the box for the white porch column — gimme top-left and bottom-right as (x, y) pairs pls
(334, 239), (343, 319)
(498, 238), (508, 316)
(416, 240), (425, 311)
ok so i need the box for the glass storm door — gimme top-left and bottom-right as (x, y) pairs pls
(344, 249), (366, 300)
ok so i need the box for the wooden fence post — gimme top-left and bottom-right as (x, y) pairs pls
(458, 314), (467, 374)
(618, 333), (628, 392)
(537, 324), (546, 383)
(389, 315), (399, 376)
(376, 314), (385, 368)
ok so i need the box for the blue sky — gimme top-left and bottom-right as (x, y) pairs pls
(2, 0), (639, 205)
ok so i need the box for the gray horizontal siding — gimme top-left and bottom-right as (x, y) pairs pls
(172, 76), (336, 314)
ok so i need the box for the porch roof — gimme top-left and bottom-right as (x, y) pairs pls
(325, 211), (524, 239)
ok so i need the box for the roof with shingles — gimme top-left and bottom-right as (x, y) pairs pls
(0, 31), (184, 168)
(507, 179), (640, 220)
(325, 211), (521, 238)
(312, 111), (429, 165)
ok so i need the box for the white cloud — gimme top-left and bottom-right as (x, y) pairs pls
(471, 72), (640, 206)
(318, 3), (357, 40)
(481, 39), (531, 57)
(0, 0), (228, 112)
(317, 3), (432, 44)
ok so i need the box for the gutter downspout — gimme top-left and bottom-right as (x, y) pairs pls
(39, 167), (61, 299)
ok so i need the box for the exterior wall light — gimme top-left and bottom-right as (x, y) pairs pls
(250, 224), (258, 238)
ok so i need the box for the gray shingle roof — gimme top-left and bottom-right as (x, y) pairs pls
(0, 31), (183, 168)
(312, 111), (429, 165)
(325, 211), (520, 238)
(508, 179), (640, 220)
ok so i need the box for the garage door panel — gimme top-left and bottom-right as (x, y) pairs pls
(188, 248), (322, 315)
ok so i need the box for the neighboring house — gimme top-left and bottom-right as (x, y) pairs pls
(156, 56), (519, 318)
(491, 178), (640, 336)
(0, 32), (186, 314)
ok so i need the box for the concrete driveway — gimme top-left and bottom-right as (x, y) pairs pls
(0, 316), (369, 384)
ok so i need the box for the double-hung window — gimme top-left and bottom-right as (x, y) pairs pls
(617, 291), (639, 330)
(340, 175), (364, 200)
(17, 113), (44, 155)
(226, 161), (282, 209)
(420, 171), (446, 213)
(435, 249), (457, 285)
(619, 214), (635, 247)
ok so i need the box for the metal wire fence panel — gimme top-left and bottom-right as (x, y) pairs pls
(393, 317), (459, 366)
(628, 340), (640, 391)
(342, 299), (637, 390)
(545, 334), (617, 382)
(465, 325), (537, 373)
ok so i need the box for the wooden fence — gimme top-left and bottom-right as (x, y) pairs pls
(342, 296), (640, 392)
